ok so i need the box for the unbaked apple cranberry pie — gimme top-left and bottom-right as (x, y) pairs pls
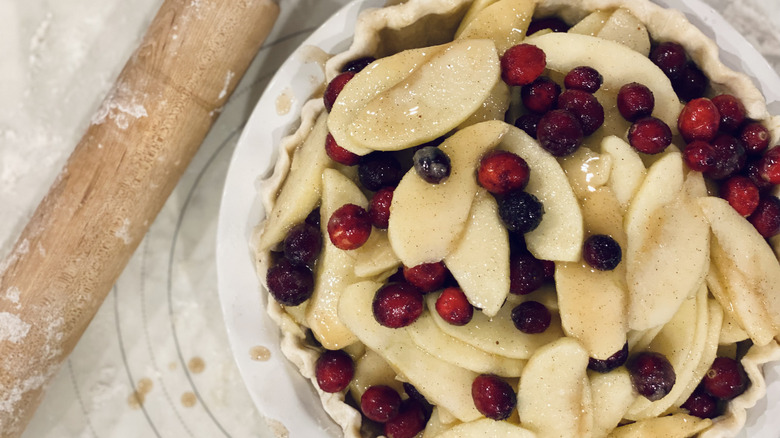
(252, 0), (780, 436)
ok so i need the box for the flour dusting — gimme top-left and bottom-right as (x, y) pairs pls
(4, 287), (21, 306)
(0, 312), (31, 344)
(218, 70), (236, 100)
(114, 218), (132, 245)
(91, 82), (148, 130)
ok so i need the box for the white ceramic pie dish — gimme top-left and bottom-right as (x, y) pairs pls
(215, 1), (780, 436)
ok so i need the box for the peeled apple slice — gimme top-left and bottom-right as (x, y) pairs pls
(423, 407), (460, 438)
(601, 135), (646, 208)
(455, 0), (536, 54)
(607, 414), (712, 438)
(569, 10), (611, 36)
(590, 368), (636, 438)
(353, 229), (400, 278)
(433, 418), (536, 438)
(349, 349), (405, 402)
(388, 121), (509, 266)
(596, 8), (651, 56)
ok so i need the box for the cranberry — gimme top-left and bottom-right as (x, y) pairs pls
(325, 133), (361, 166)
(368, 187), (394, 229)
(384, 399), (427, 438)
(500, 44), (546, 86)
(266, 258), (314, 306)
(682, 386), (720, 419)
(540, 259), (556, 280)
(403, 382), (429, 405)
(358, 152), (403, 191)
(537, 109), (584, 156)
(509, 252), (546, 295)
(283, 222), (322, 267)
(342, 56), (376, 73)
(477, 150), (531, 195)
(403, 261), (448, 293)
(617, 82), (655, 122)
(564, 66), (603, 93)
(712, 94), (746, 133)
(372, 282), (424, 328)
(514, 113), (541, 139)
(527, 17), (570, 35)
(498, 191), (545, 234)
(361, 385), (402, 423)
(471, 374), (517, 420)
(627, 352), (676, 401)
(708, 134), (746, 180)
(628, 117), (673, 155)
(758, 147), (780, 184)
(678, 98), (720, 143)
(746, 159), (776, 191)
(748, 196), (780, 238)
(740, 122), (771, 155)
(588, 343), (629, 373)
(721, 176), (760, 217)
(583, 234), (622, 271)
(305, 207), (320, 227)
(521, 76), (561, 114)
(323, 72), (355, 112)
(557, 89), (604, 136)
(327, 204), (372, 250)
(702, 357), (748, 400)
(413, 146), (451, 184)
(683, 140), (718, 173)
(435, 287), (474, 326)
(672, 62), (708, 102)
(315, 350), (354, 393)
(511, 301), (551, 334)
(650, 42), (688, 80)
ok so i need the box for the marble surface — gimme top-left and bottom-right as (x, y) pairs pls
(1, 1), (779, 437)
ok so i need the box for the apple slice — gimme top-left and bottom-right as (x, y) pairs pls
(568, 10), (611, 36)
(455, 0), (536, 54)
(596, 8), (651, 56)
(589, 368), (636, 438)
(388, 121), (510, 266)
(353, 229), (400, 279)
(672, 299), (722, 408)
(458, 81), (511, 130)
(558, 146), (613, 200)
(444, 189), (510, 317)
(455, 0), (499, 34)
(517, 337), (593, 438)
(349, 349), (405, 403)
(432, 418), (536, 438)
(608, 414), (712, 438)
(601, 135), (646, 208)
(258, 112), (330, 250)
(423, 407), (460, 438)
(624, 152), (683, 241)
(498, 125), (584, 262)
(524, 32), (682, 130)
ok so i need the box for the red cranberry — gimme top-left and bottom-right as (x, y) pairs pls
(477, 150), (531, 195)
(617, 82), (655, 122)
(372, 282), (424, 328)
(327, 204), (372, 250)
(672, 62), (708, 102)
(708, 134), (746, 180)
(748, 196), (780, 238)
(521, 76), (561, 114)
(583, 234), (622, 271)
(650, 42), (688, 80)
(628, 117), (673, 155)
(509, 252), (546, 295)
(324, 72), (355, 112)
(498, 191), (545, 234)
(712, 94), (746, 133)
(557, 89), (604, 136)
(403, 261), (448, 293)
(413, 146), (451, 184)
(266, 258), (314, 306)
(511, 301), (551, 334)
(471, 374), (517, 420)
(358, 152), (403, 191)
(684, 140), (718, 173)
(527, 17), (570, 35)
(740, 122), (771, 155)
(564, 66), (603, 93)
(537, 109), (584, 156)
(758, 147), (780, 184)
(678, 98), (720, 143)
(501, 44), (546, 86)
(435, 287), (474, 326)
(342, 56), (375, 74)
(682, 386), (720, 419)
(746, 159), (776, 191)
(702, 357), (748, 400)
(325, 133), (361, 166)
(361, 385), (402, 423)
(368, 187), (394, 229)
(383, 399), (427, 438)
(627, 351), (676, 401)
(283, 222), (322, 267)
(721, 176), (760, 217)
(514, 113), (541, 139)
(588, 343), (629, 373)
(315, 350), (354, 393)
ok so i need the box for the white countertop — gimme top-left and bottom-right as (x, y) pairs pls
(1, 1), (779, 437)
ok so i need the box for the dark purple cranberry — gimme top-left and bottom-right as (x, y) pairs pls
(721, 175), (760, 217)
(361, 385), (402, 423)
(583, 234), (622, 271)
(588, 343), (629, 373)
(702, 357), (749, 400)
(650, 42), (688, 80)
(740, 122), (771, 155)
(403, 261), (449, 293)
(471, 374), (517, 420)
(383, 399), (427, 438)
(540, 259), (556, 280)
(627, 351), (676, 401)
(305, 207), (320, 227)
(327, 203), (372, 250)
(746, 159), (776, 191)
(628, 117), (673, 155)
(413, 146), (451, 184)
(342, 56), (376, 73)
(564, 66), (603, 93)
(712, 94), (746, 134)
(498, 191), (545, 234)
(372, 282), (424, 328)
(358, 152), (403, 191)
(684, 140), (718, 173)
(501, 44), (547, 86)
(477, 150), (531, 195)
(708, 134), (746, 180)
(682, 386), (720, 419)
(521, 76), (561, 114)
(315, 350), (354, 393)
(368, 187), (394, 229)
(435, 287), (474, 326)
(617, 82), (655, 122)
(537, 109), (584, 156)
(514, 113), (541, 139)
(325, 133), (361, 166)
(557, 89), (604, 136)
(748, 196), (780, 238)
(324, 72), (355, 112)
(511, 301), (551, 334)
(509, 252), (546, 295)
(283, 222), (322, 267)
(758, 146), (780, 184)
(673, 61), (708, 102)
(527, 17), (570, 35)
(266, 258), (314, 306)
(403, 382), (428, 405)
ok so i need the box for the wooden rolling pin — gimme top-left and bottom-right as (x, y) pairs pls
(0, 0), (279, 435)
